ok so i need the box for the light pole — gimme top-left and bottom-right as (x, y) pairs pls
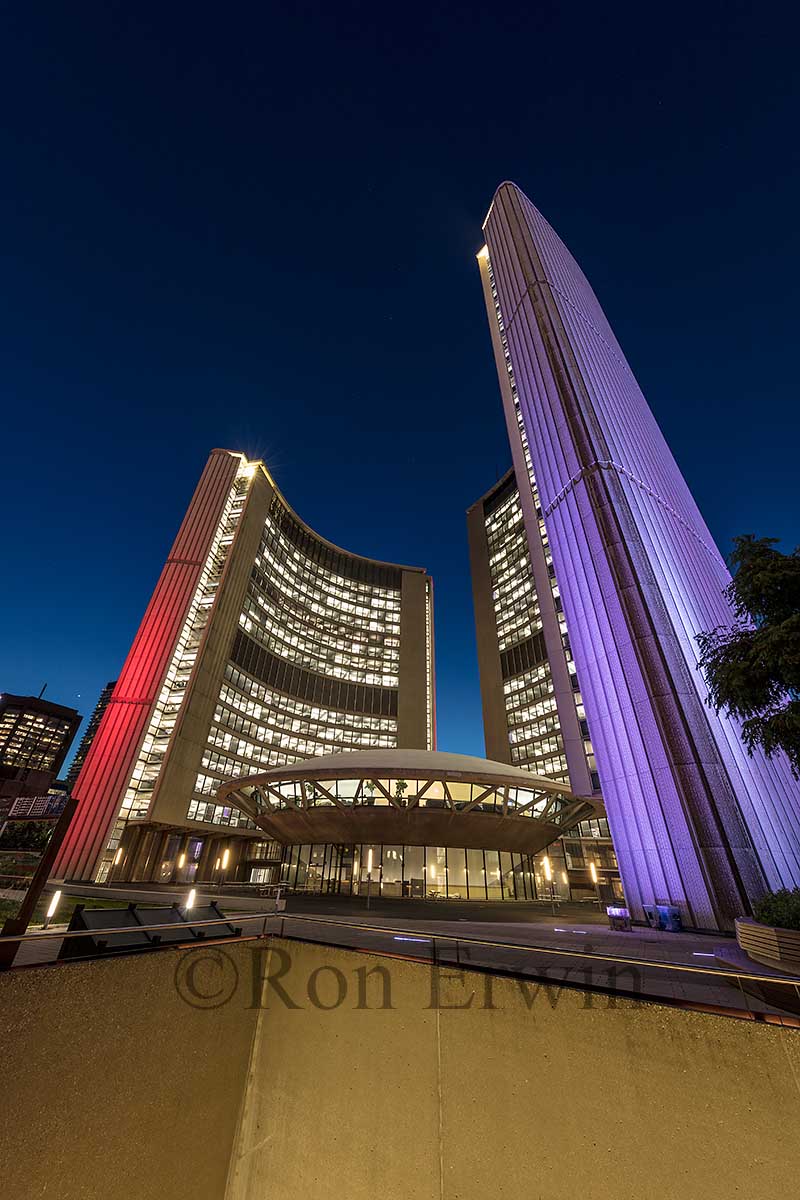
(172, 849), (186, 885)
(543, 855), (557, 915)
(589, 860), (603, 911)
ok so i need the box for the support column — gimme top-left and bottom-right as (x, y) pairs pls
(107, 825), (142, 885)
(197, 836), (219, 883)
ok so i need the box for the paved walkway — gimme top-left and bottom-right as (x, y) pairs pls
(7, 887), (800, 1019)
(259, 910), (800, 1019)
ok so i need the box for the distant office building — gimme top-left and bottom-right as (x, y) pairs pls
(0, 693), (81, 807)
(477, 181), (800, 929)
(65, 680), (117, 793)
(7, 786), (70, 821)
(55, 450), (436, 885)
(467, 470), (621, 902)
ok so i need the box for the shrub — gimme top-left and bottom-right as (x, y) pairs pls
(753, 888), (800, 931)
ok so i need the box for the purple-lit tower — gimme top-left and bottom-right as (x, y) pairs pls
(478, 182), (800, 930)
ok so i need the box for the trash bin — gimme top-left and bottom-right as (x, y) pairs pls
(656, 904), (682, 932)
(606, 905), (631, 931)
(643, 903), (660, 929)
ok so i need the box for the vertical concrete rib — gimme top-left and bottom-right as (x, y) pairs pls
(55, 449), (241, 880)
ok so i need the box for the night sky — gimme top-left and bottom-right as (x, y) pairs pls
(2, 2), (798, 767)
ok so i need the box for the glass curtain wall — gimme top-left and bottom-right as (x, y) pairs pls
(276, 842), (574, 900)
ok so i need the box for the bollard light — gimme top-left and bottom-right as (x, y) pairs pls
(185, 888), (196, 910)
(44, 890), (62, 929)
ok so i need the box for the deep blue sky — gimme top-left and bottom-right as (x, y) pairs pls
(1, 2), (798, 766)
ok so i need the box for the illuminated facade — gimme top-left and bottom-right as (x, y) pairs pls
(219, 749), (596, 899)
(0, 693), (81, 806)
(468, 471), (621, 902)
(478, 181), (800, 929)
(55, 450), (435, 884)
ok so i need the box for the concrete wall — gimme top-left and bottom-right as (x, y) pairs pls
(4, 938), (800, 1199)
(2, 941), (261, 1200)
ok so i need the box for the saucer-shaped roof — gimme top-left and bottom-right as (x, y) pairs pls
(218, 748), (576, 794)
(217, 749), (595, 856)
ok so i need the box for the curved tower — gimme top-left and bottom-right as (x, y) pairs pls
(56, 449), (435, 884)
(478, 182), (800, 929)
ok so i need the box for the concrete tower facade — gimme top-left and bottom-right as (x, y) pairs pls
(467, 470), (623, 903)
(56, 449), (435, 885)
(478, 182), (800, 929)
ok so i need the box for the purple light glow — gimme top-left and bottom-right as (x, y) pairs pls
(480, 182), (800, 931)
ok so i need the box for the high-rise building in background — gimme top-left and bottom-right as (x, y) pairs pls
(0, 693), (81, 810)
(477, 181), (800, 929)
(65, 680), (117, 793)
(55, 449), (435, 885)
(467, 470), (621, 902)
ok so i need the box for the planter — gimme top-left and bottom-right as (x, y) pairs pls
(736, 917), (800, 974)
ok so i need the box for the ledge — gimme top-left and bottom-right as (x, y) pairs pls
(735, 917), (800, 974)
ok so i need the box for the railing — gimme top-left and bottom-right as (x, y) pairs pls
(0, 874), (33, 890)
(2, 908), (800, 1024)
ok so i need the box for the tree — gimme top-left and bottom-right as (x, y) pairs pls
(696, 535), (800, 777)
(0, 820), (53, 852)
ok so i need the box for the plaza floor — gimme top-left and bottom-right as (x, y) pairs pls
(4, 884), (800, 1019)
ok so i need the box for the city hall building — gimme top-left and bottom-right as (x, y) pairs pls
(467, 470), (621, 902)
(56, 449), (435, 886)
(54, 182), (799, 927)
(217, 749), (595, 901)
(56, 449), (603, 903)
(477, 181), (800, 929)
